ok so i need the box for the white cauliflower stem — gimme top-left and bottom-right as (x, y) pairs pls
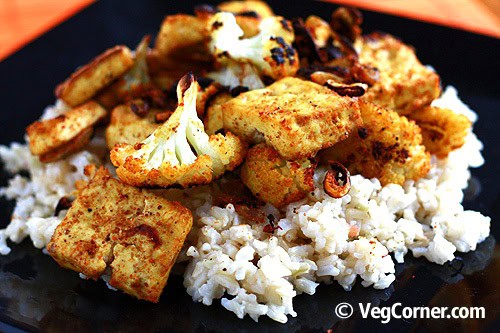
(110, 73), (247, 188)
(208, 12), (299, 83)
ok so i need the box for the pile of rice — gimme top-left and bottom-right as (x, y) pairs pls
(0, 86), (491, 323)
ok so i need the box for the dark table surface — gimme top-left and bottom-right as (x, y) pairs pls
(0, 1), (499, 332)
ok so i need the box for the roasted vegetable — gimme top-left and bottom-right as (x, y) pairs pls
(217, 0), (274, 18)
(320, 102), (430, 185)
(241, 144), (316, 208)
(96, 36), (154, 109)
(208, 11), (298, 83)
(357, 33), (441, 115)
(110, 73), (247, 188)
(408, 106), (471, 158)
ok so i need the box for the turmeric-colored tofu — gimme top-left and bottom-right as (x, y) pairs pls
(241, 144), (316, 207)
(222, 77), (361, 160)
(154, 14), (212, 69)
(321, 102), (430, 185)
(47, 167), (193, 303)
(26, 101), (107, 163)
(55, 46), (134, 107)
(358, 33), (441, 115)
(105, 103), (167, 150)
(408, 106), (471, 158)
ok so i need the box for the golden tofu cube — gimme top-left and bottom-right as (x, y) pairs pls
(222, 77), (362, 160)
(358, 33), (441, 115)
(154, 14), (211, 68)
(47, 167), (193, 302)
(105, 103), (165, 150)
(56, 46), (134, 107)
(26, 101), (107, 163)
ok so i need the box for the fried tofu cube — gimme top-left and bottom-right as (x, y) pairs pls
(47, 167), (193, 302)
(320, 102), (430, 185)
(241, 144), (316, 207)
(105, 103), (165, 150)
(222, 77), (362, 160)
(154, 14), (212, 68)
(56, 46), (134, 107)
(358, 33), (441, 115)
(408, 106), (471, 158)
(26, 101), (107, 163)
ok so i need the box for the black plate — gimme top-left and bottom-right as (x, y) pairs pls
(1, 1), (499, 332)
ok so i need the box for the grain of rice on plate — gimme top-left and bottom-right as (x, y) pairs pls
(0, 86), (490, 323)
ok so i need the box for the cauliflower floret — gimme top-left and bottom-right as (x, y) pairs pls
(408, 106), (471, 158)
(207, 61), (264, 90)
(241, 144), (316, 208)
(110, 73), (247, 188)
(96, 36), (154, 109)
(208, 12), (298, 83)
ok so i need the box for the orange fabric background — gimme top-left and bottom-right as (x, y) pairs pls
(0, 0), (94, 61)
(325, 0), (500, 38)
(0, 0), (498, 61)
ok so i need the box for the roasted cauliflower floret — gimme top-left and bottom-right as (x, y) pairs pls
(357, 33), (441, 115)
(216, 0), (274, 38)
(217, 1), (274, 18)
(47, 167), (193, 303)
(110, 73), (247, 188)
(26, 101), (107, 163)
(204, 90), (233, 135)
(320, 102), (430, 185)
(96, 36), (153, 109)
(241, 144), (316, 208)
(208, 12), (298, 82)
(408, 106), (471, 158)
(222, 77), (361, 160)
(304, 15), (333, 48)
(207, 61), (265, 90)
(55, 46), (134, 107)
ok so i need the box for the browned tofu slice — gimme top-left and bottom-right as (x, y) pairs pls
(47, 167), (193, 303)
(154, 14), (212, 68)
(408, 106), (471, 158)
(222, 77), (362, 160)
(55, 46), (134, 107)
(26, 101), (107, 163)
(241, 144), (316, 207)
(358, 33), (441, 115)
(105, 103), (165, 150)
(320, 102), (430, 185)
